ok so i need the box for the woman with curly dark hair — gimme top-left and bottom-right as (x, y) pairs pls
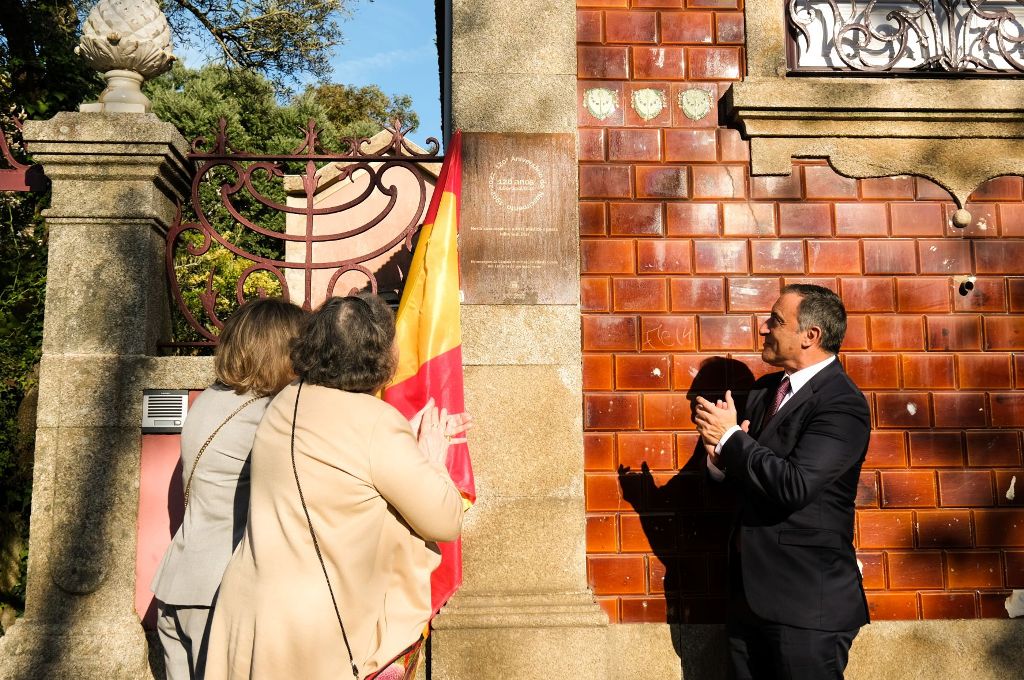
(205, 293), (466, 680)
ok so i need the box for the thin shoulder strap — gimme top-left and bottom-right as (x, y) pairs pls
(183, 395), (262, 510)
(291, 381), (359, 679)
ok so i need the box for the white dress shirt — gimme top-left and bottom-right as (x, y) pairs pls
(706, 355), (836, 480)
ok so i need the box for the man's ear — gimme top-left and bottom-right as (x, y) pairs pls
(802, 325), (822, 349)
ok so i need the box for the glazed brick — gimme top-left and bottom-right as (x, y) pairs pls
(609, 202), (664, 236)
(643, 393), (696, 430)
(580, 165), (632, 198)
(722, 203), (776, 236)
(586, 473), (634, 511)
(672, 553), (712, 593)
(880, 470), (937, 508)
(728, 277), (780, 312)
(975, 509), (1024, 546)
(617, 431), (675, 469)
(1012, 280), (1024, 312)
(890, 202), (946, 236)
(640, 315), (697, 351)
(932, 392), (987, 429)
(669, 82), (719, 129)
(608, 129), (661, 162)
(698, 315), (755, 350)
(908, 431), (963, 467)
(834, 203), (889, 237)
(691, 165), (746, 199)
(920, 593), (978, 620)
(664, 128), (717, 162)
(687, 46), (742, 80)
(779, 203), (833, 237)
(915, 177), (952, 200)
(578, 128), (606, 162)
(938, 470), (994, 507)
(857, 471), (878, 508)
(670, 277), (726, 312)
(783, 276), (838, 293)
(927, 315), (983, 351)
(841, 278), (894, 313)
(718, 128), (749, 162)
(979, 592), (1012, 618)
(865, 431), (907, 468)
(750, 240), (805, 274)
(860, 176), (915, 200)
(915, 509), (973, 548)
(845, 316), (869, 350)
(583, 353), (613, 391)
(998, 204), (1024, 236)
(995, 470), (1023, 507)
(896, 278), (951, 313)
(615, 355), (671, 392)
(634, 0), (684, 6)
(604, 10), (657, 43)
(582, 315), (638, 351)
(633, 46), (687, 80)
(866, 593), (918, 620)
(946, 202), (998, 239)
(584, 433), (616, 471)
(587, 515), (618, 553)
(635, 166), (690, 199)
(667, 203), (719, 236)
(918, 239), (971, 275)
(902, 353), (955, 389)
(624, 84), (673, 127)
(581, 239), (634, 274)
(576, 0), (628, 5)
(843, 353), (900, 390)
(730, 353), (775, 380)
(661, 11), (714, 44)
(578, 46), (630, 79)
(1006, 551), (1024, 586)
(751, 171), (802, 200)
(620, 513), (676, 552)
(946, 551), (1004, 588)
(1015, 355), (1024, 388)
(975, 241), (1024, 275)
(576, 10), (603, 43)
(672, 354), (725, 390)
(588, 554), (647, 595)
(953, 278), (1006, 312)
(869, 316), (925, 351)
(875, 392), (931, 428)
(619, 597), (669, 623)
(803, 165), (858, 200)
(970, 175), (1023, 201)
(807, 240), (860, 274)
(984, 316), (1024, 350)
(859, 510), (914, 548)
(578, 81), (625, 127)
(887, 551), (944, 589)
(991, 393), (1024, 427)
(613, 278), (669, 312)
(966, 430), (1021, 467)
(581, 277), (611, 312)
(715, 12), (745, 44)
(857, 552), (886, 589)
(585, 393), (641, 430)
(637, 240), (692, 274)
(580, 202), (607, 236)
(688, 0), (739, 7)
(863, 240), (917, 274)
(694, 239), (747, 273)
(674, 433), (704, 468)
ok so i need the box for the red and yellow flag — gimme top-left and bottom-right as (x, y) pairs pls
(384, 130), (474, 615)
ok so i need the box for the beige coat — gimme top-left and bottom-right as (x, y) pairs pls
(204, 382), (464, 680)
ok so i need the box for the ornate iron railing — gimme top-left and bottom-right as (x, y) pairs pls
(0, 118), (46, 192)
(166, 118), (443, 347)
(788, 1), (1024, 74)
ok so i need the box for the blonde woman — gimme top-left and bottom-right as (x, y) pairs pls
(152, 298), (308, 680)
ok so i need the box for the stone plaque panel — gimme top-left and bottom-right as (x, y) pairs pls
(461, 133), (577, 304)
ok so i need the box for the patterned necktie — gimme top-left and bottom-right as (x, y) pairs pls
(762, 375), (791, 429)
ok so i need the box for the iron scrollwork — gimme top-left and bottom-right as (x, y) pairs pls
(166, 118), (443, 347)
(788, 0), (1024, 73)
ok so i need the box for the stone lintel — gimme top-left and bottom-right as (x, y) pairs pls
(433, 592), (608, 630)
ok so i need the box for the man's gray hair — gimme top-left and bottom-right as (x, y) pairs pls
(781, 284), (847, 354)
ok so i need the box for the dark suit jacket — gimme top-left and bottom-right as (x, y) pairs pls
(719, 359), (871, 632)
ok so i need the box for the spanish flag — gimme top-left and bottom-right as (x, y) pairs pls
(384, 130), (474, 615)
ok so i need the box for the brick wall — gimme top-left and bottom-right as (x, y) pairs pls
(578, 0), (1024, 624)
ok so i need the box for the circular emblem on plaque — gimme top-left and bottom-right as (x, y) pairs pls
(631, 88), (666, 121)
(583, 87), (618, 121)
(678, 88), (713, 121)
(488, 156), (546, 212)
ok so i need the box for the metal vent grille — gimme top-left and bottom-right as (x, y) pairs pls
(142, 390), (189, 434)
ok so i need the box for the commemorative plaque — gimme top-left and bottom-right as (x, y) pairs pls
(460, 133), (577, 304)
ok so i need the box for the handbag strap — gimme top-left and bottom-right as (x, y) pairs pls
(291, 380), (359, 679)
(183, 395), (262, 511)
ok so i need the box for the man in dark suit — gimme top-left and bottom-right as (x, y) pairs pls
(694, 283), (870, 680)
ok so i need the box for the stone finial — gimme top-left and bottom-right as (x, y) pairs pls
(75, 0), (175, 113)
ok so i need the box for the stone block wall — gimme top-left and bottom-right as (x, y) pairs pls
(578, 0), (1024, 625)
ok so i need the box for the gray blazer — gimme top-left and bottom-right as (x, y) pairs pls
(151, 384), (269, 607)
